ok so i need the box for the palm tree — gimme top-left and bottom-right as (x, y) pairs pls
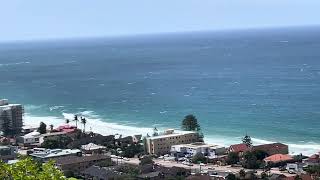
(49, 124), (54, 132)
(74, 115), (79, 128)
(81, 117), (87, 132)
(65, 119), (70, 124)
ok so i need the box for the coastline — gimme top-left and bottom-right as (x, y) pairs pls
(23, 111), (320, 156)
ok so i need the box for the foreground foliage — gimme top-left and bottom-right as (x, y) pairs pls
(0, 157), (65, 180)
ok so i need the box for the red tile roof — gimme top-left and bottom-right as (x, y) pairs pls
(264, 154), (293, 163)
(229, 143), (249, 153)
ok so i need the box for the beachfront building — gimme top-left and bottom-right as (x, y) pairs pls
(228, 143), (250, 156)
(29, 148), (82, 162)
(145, 129), (201, 155)
(170, 142), (226, 158)
(0, 99), (23, 135)
(17, 131), (68, 146)
(253, 143), (288, 155)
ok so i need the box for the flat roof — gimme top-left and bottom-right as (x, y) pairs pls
(147, 131), (197, 140)
(172, 143), (223, 149)
(30, 149), (81, 159)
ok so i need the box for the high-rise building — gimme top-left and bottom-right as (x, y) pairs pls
(0, 99), (23, 135)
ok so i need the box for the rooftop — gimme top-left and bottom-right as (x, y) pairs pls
(29, 149), (81, 159)
(81, 143), (106, 151)
(147, 130), (198, 140)
(229, 143), (250, 153)
(264, 154), (293, 163)
(55, 154), (109, 165)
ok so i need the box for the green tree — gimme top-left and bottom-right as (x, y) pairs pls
(65, 119), (70, 124)
(0, 157), (65, 180)
(181, 114), (200, 131)
(41, 136), (73, 149)
(49, 124), (54, 132)
(81, 117), (87, 132)
(243, 151), (260, 169)
(242, 133), (252, 147)
(226, 173), (237, 180)
(226, 152), (239, 165)
(192, 152), (207, 164)
(252, 150), (268, 161)
(38, 122), (47, 134)
(139, 156), (154, 166)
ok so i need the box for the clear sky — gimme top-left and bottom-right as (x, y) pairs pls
(1, 0), (320, 42)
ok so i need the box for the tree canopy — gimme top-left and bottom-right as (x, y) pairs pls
(139, 156), (154, 166)
(192, 152), (207, 164)
(0, 157), (65, 180)
(181, 114), (200, 131)
(38, 122), (47, 134)
(242, 134), (252, 147)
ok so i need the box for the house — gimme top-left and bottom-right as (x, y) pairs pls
(17, 131), (41, 146)
(29, 148), (82, 162)
(303, 152), (320, 166)
(253, 143), (288, 155)
(81, 143), (106, 154)
(17, 131), (69, 147)
(82, 165), (122, 180)
(269, 174), (287, 180)
(228, 143), (250, 156)
(0, 145), (17, 162)
(55, 155), (111, 176)
(145, 129), (201, 155)
(21, 125), (38, 135)
(264, 154), (293, 164)
(171, 142), (226, 158)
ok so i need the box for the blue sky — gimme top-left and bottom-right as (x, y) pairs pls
(1, 0), (320, 42)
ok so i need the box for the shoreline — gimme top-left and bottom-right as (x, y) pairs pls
(23, 112), (320, 156)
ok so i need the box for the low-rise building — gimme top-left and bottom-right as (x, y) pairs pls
(145, 129), (201, 155)
(286, 163), (304, 173)
(303, 152), (320, 166)
(253, 143), (288, 155)
(81, 143), (106, 154)
(264, 154), (293, 165)
(55, 124), (77, 133)
(29, 148), (82, 162)
(171, 142), (226, 158)
(55, 155), (110, 176)
(82, 165), (122, 180)
(228, 143), (250, 156)
(0, 145), (17, 162)
(17, 131), (68, 146)
(132, 134), (142, 144)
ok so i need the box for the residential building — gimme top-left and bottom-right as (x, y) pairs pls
(145, 129), (200, 155)
(55, 155), (110, 176)
(0, 99), (23, 135)
(228, 143), (250, 156)
(253, 143), (288, 155)
(17, 131), (68, 146)
(264, 154), (293, 164)
(81, 143), (106, 154)
(0, 145), (17, 162)
(171, 142), (226, 158)
(29, 148), (82, 162)
(303, 152), (320, 166)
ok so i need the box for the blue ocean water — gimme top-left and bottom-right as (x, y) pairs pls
(1, 27), (320, 153)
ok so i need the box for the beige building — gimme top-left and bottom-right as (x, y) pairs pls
(145, 129), (200, 155)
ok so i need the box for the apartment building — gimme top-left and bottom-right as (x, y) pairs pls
(0, 99), (23, 135)
(145, 129), (200, 155)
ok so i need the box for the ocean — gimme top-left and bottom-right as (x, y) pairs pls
(1, 27), (320, 155)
